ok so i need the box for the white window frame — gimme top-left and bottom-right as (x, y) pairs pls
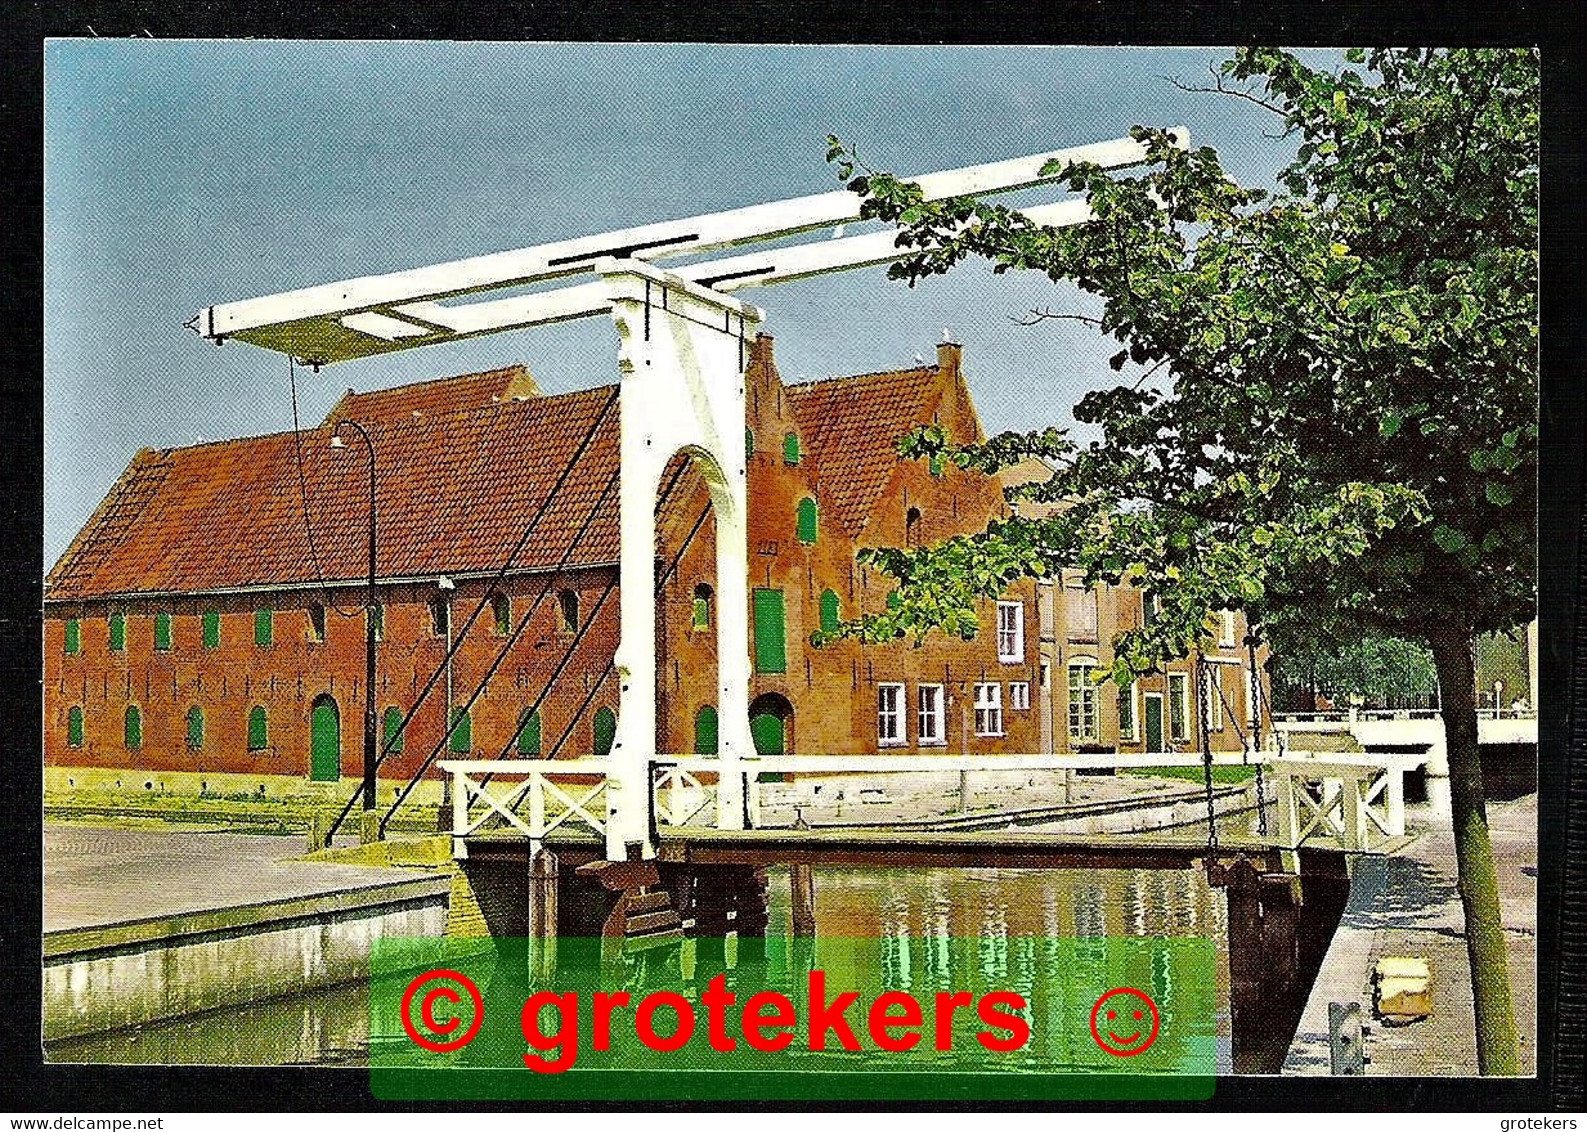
(996, 601), (1025, 663)
(1168, 672), (1190, 742)
(1219, 610), (1238, 648)
(974, 683), (1004, 737)
(1118, 680), (1140, 742)
(1067, 660), (1098, 742)
(1009, 681), (1031, 711)
(917, 684), (946, 746)
(1203, 667), (1224, 732)
(877, 682), (906, 747)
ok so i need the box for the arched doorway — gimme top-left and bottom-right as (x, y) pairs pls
(310, 695), (341, 782)
(749, 692), (794, 756)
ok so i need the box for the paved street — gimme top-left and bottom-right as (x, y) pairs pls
(1284, 792), (1537, 1075)
(45, 825), (430, 934)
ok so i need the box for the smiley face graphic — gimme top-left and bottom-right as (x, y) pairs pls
(1089, 988), (1161, 1056)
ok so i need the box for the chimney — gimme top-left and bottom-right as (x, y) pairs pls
(936, 339), (962, 377)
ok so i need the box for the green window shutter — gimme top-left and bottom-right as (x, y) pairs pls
(694, 705), (719, 756)
(124, 705), (142, 749)
(203, 610), (220, 649)
(492, 593), (511, 635)
(108, 613), (126, 652)
(929, 454), (945, 477)
(518, 710), (541, 757)
(745, 428), (755, 460)
(449, 708), (472, 754)
(383, 707), (406, 754)
(255, 608), (273, 647)
(248, 706), (269, 751)
(783, 432), (800, 465)
(753, 588), (787, 674)
(67, 706), (83, 748)
(820, 589), (841, 635)
(186, 706), (204, 750)
(796, 498), (818, 544)
(64, 619), (81, 655)
(593, 707), (617, 756)
(154, 612), (172, 651)
(692, 595), (709, 630)
(370, 604), (384, 642)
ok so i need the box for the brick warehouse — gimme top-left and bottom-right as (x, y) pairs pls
(43, 336), (1264, 793)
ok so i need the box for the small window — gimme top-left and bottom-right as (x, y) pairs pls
(448, 707), (472, 754)
(796, 498), (818, 544)
(383, 706), (406, 754)
(254, 608), (273, 647)
(783, 432), (801, 465)
(124, 704), (142, 749)
(370, 603), (385, 643)
(430, 596), (450, 638)
(694, 705), (719, 756)
(1203, 667), (1225, 731)
(109, 613), (126, 652)
(918, 684), (945, 746)
(557, 590), (579, 634)
(1118, 681), (1139, 742)
(692, 584), (714, 631)
(64, 618), (81, 655)
(308, 603), (327, 643)
(154, 611), (172, 651)
(1067, 661), (1097, 741)
(1065, 580), (1098, 642)
(1010, 681), (1031, 711)
(877, 683), (906, 746)
(905, 506), (922, 548)
(1168, 672), (1190, 742)
(67, 705), (84, 748)
(1219, 610), (1238, 648)
(820, 589), (841, 636)
(186, 705), (205, 750)
(203, 610), (220, 649)
(517, 709), (541, 757)
(248, 705), (268, 751)
(996, 601), (1024, 663)
(974, 683), (1003, 737)
(593, 706), (617, 757)
(1143, 591), (1160, 628)
(491, 592), (512, 636)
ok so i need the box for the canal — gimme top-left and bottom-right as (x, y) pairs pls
(46, 863), (1235, 1069)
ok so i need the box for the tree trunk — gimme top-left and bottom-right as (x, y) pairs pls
(1427, 624), (1521, 1075)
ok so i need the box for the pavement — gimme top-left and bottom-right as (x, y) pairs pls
(44, 825), (435, 934)
(1282, 792), (1537, 1076)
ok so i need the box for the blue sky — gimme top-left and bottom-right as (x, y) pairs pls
(44, 42), (1320, 565)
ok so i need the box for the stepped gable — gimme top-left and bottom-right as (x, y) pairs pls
(47, 374), (620, 601)
(785, 362), (944, 538)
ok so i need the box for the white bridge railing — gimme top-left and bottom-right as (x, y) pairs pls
(440, 748), (1420, 868)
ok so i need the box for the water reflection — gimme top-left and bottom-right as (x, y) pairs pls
(47, 865), (1233, 1068)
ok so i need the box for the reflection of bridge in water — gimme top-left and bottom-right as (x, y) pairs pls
(444, 750), (1412, 1072)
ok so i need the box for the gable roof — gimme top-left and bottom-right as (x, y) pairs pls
(322, 364), (538, 426)
(48, 376), (621, 601)
(785, 364), (945, 538)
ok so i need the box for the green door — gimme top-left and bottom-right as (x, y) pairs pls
(1144, 694), (1165, 754)
(750, 711), (784, 756)
(310, 697), (341, 782)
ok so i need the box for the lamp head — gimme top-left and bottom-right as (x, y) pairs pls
(329, 435), (347, 449)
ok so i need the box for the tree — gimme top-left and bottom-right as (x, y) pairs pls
(825, 48), (1537, 1073)
(1273, 632), (1439, 710)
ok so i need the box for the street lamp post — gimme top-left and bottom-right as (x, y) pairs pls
(331, 420), (379, 845)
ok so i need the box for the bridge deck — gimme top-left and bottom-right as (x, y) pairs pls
(462, 825), (1291, 871)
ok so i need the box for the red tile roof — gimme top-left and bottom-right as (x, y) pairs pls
(786, 364), (945, 537)
(48, 377), (621, 600)
(49, 355), (964, 600)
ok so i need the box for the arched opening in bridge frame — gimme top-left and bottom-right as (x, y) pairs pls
(309, 694), (340, 782)
(656, 446), (722, 757)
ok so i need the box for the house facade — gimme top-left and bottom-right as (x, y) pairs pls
(43, 339), (1265, 793)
